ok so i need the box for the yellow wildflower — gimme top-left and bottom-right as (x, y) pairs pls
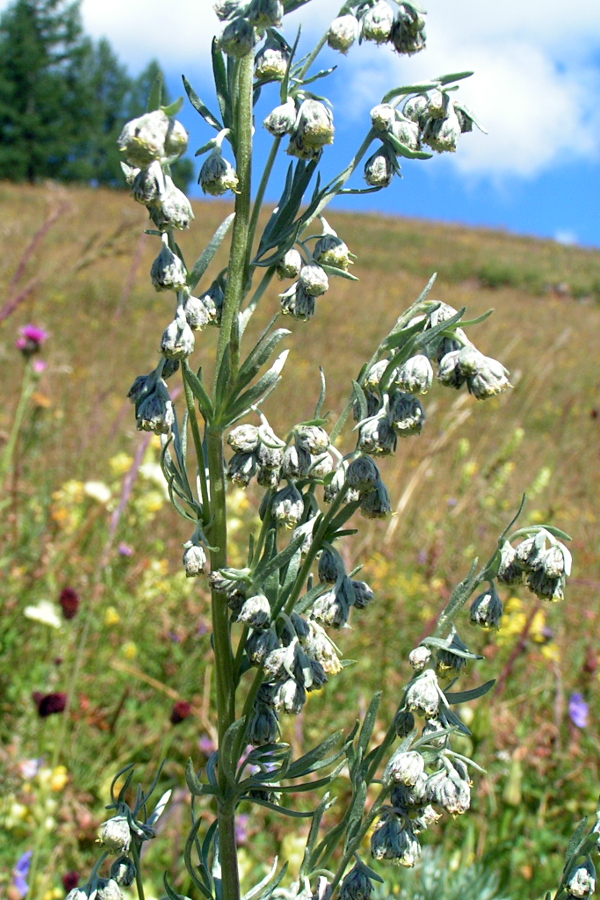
(122, 641), (137, 660)
(104, 607), (120, 627)
(50, 766), (68, 792)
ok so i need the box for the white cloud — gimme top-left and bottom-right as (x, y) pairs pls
(555, 229), (578, 245)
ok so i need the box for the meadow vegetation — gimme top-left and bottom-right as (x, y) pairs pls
(1, 181), (599, 899)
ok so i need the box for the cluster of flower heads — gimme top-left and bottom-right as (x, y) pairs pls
(275, 219), (351, 320)
(497, 527), (572, 603)
(326, 1), (426, 56)
(208, 539), (375, 733)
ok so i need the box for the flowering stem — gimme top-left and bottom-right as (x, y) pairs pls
(131, 841), (146, 900)
(182, 364), (210, 519)
(214, 52), (255, 389)
(0, 362), (33, 482)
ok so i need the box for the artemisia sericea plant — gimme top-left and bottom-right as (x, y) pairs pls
(63, 2), (591, 900)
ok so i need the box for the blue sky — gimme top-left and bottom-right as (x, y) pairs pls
(3, 0), (599, 247)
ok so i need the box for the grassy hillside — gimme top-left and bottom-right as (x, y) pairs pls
(1, 181), (599, 899)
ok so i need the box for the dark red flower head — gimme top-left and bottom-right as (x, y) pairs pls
(62, 873), (80, 892)
(33, 691), (67, 717)
(170, 700), (192, 725)
(59, 587), (80, 620)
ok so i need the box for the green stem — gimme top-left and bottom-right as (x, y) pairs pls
(214, 53), (255, 391)
(131, 842), (146, 900)
(239, 266), (277, 335)
(206, 424), (239, 900)
(328, 785), (391, 890)
(0, 363), (33, 481)
(182, 366), (210, 520)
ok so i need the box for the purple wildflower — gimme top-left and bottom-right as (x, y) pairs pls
(568, 692), (588, 729)
(198, 735), (217, 756)
(16, 324), (48, 357)
(118, 542), (133, 556)
(32, 359), (47, 374)
(12, 850), (32, 898)
(235, 814), (249, 845)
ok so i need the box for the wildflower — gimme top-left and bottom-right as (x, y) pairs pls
(99, 815), (132, 854)
(423, 107), (462, 153)
(24, 600), (62, 629)
(247, 693), (280, 745)
(228, 451), (259, 486)
(183, 294), (213, 330)
(389, 4), (427, 56)
(121, 641), (137, 660)
(84, 481), (112, 504)
(276, 247), (303, 279)
(214, 0), (246, 20)
(32, 359), (46, 374)
(314, 226), (351, 270)
(199, 148), (239, 195)
(359, 477), (391, 518)
(246, 627), (279, 666)
(280, 282), (316, 320)
(467, 355), (511, 399)
(358, 412), (396, 456)
(248, 0), (283, 27)
(12, 850), (32, 898)
(426, 765), (471, 815)
(104, 607), (120, 627)
(351, 580), (374, 609)
(154, 180), (194, 230)
(62, 874), (80, 893)
(393, 708), (415, 737)
(568, 693), (588, 729)
(389, 390), (425, 436)
(16, 324), (48, 357)
(403, 94), (429, 127)
(295, 425), (330, 454)
(567, 863), (595, 897)
(327, 14), (359, 53)
(288, 99), (334, 157)
(360, 1), (394, 43)
(346, 455), (380, 493)
(96, 878), (123, 900)
(390, 774), (427, 808)
(496, 541), (525, 585)
(310, 584), (351, 629)
(50, 765), (69, 791)
(33, 691), (67, 717)
(273, 677), (305, 714)
(219, 16), (256, 58)
(109, 856), (136, 888)
(236, 593), (271, 629)
(392, 115), (420, 151)
(170, 700), (192, 725)
(131, 160), (165, 205)
(164, 118), (189, 158)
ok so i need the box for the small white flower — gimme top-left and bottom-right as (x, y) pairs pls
(84, 481), (112, 505)
(24, 600), (62, 629)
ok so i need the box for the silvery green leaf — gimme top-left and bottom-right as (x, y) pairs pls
(236, 319), (291, 392)
(280, 28), (301, 103)
(300, 791), (334, 878)
(357, 692), (381, 759)
(147, 789), (172, 826)
(295, 582), (329, 615)
(351, 379), (369, 421)
(319, 263), (359, 281)
(566, 817), (588, 864)
(226, 350), (289, 421)
(184, 815), (215, 899)
(162, 96), (184, 116)
(256, 764), (344, 793)
(342, 779), (367, 852)
(444, 679), (495, 705)
(437, 70), (474, 85)
(147, 71), (163, 111)
(194, 137), (219, 157)
(244, 796), (315, 817)
(381, 82), (440, 104)
(285, 731), (344, 780)
(221, 718), (247, 785)
(421, 636), (482, 659)
(242, 857), (280, 900)
(185, 760), (212, 796)
(163, 873), (189, 900)
(215, 344), (232, 408)
(385, 131), (432, 160)
(187, 213), (234, 290)
(210, 38), (230, 128)
(183, 362), (213, 420)
(459, 309), (494, 327)
(248, 862), (288, 900)
(181, 75), (223, 131)
(300, 66), (337, 86)
(254, 531), (305, 584)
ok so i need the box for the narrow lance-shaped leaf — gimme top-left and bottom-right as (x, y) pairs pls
(183, 75), (223, 132)
(188, 213), (235, 291)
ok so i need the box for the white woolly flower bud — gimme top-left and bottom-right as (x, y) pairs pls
(164, 119), (188, 158)
(199, 148), (239, 196)
(248, 0), (283, 27)
(303, 621), (342, 674)
(361, 1), (394, 43)
(314, 230), (350, 270)
(272, 483), (304, 528)
(300, 264), (329, 296)
(370, 103), (396, 132)
(214, 0), (246, 20)
(496, 540), (525, 585)
(351, 579), (374, 609)
(346, 455), (380, 493)
(405, 669), (440, 717)
(154, 180), (194, 231)
(282, 444), (311, 479)
(408, 645), (431, 671)
(310, 587), (350, 629)
(292, 99), (334, 151)
(339, 864), (373, 900)
(359, 477), (391, 518)
(228, 424), (260, 453)
(390, 4), (427, 56)
(391, 115), (420, 151)
(255, 46), (288, 81)
(110, 856), (137, 888)
(160, 313), (195, 359)
(277, 248), (303, 279)
(150, 243), (187, 292)
(568, 865), (596, 898)
(228, 451), (258, 487)
(117, 110), (170, 167)
(308, 452), (334, 479)
(66, 890), (90, 900)
(327, 14), (359, 53)
(389, 390), (425, 436)
(470, 586), (503, 629)
(423, 107), (462, 153)
(295, 425), (330, 454)
(98, 814), (131, 854)
(264, 98), (297, 136)
(273, 677), (305, 714)
(236, 593), (271, 629)
(383, 749), (425, 786)
(364, 146), (395, 187)
(358, 413), (396, 456)
(183, 294), (213, 331)
(219, 16), (256, 58)
(371, 813), (421, 866)
(96, 880), (123, 900)
(280, 282), (316, 320)
(395, 355), (433, 394)
(183, 543), (206, 577)
(437, 350), (465, 389)
(131, 160), (166, 205)
(467, 355), (511, 400)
